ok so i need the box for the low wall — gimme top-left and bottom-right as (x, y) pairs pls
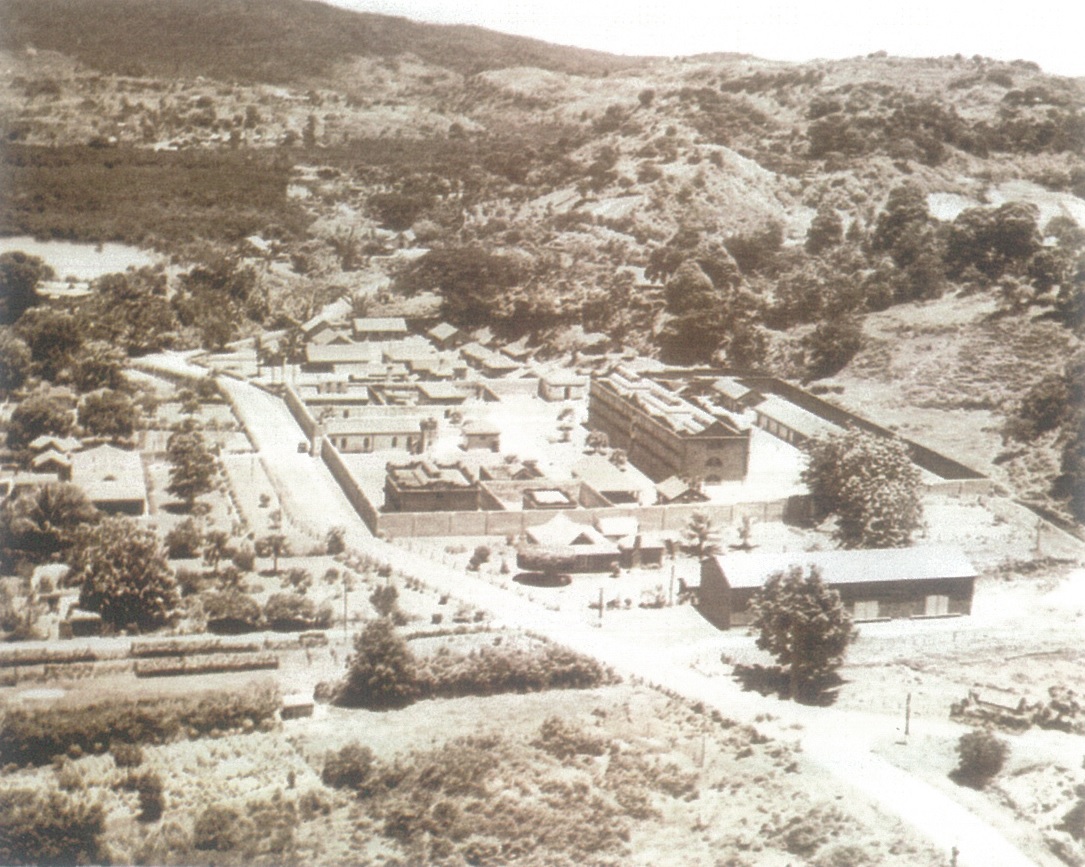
(283, 384), (319, 439)
(373, 496), (802, 540)
(321, 438), (381, 531)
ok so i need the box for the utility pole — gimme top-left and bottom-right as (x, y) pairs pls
(669, 561), (676, 607)
(342, 583), (348, 640)
(905, 692), (912, 737)
(599, 587), (604, 625)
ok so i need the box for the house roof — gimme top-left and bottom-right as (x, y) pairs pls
(713, 376), (759, 403)
(29, 435), (81, 454)
(599, 366), (743, 437)
(325, 416), (427, 435)
(526, 513), (614, 548)
(754, 395), (839, 440)
(709, 546), (978, 590)
(462, 419), (501, 436)
(572, 455), (641, 493)
(595, 516), (639, 539)
(353, 317), (408, 335)
(460, 342), (520, 372)
(541, 370), (588, 387)
(427, 322), (459, 342)
(31, 449), (72, 470)
(305, 343), (378, 364)
(70, 444), (146, 505)
(387, 460), (475, 490)
(525, 488), (576, 507)
(501, 337), (532, 359)
(416, 382), (467, 401)
(656, 476), (692, 500)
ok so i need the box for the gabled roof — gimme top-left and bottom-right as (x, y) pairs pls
(325, 416), (427, 435)
(462, 419), (501, 436)
(595, 516), (639, 539)
(710, 546), (978, 590)
(352, 317), (408, 335)
(305, 343), (378, 364)
(753, 396), (839, 439)
(70, 445), (146, 505)
(655, 476), (692, 501)
(386, 460), (475, 490)
(416, 382), (467, 402)
(526, 513), (614, 549)
(29, 435), (81, 454)
(31, 449), (72, 470)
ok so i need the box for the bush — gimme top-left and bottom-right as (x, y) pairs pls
(193, 803), (245, 851)
(165, 518), (202, 559)
(467, 545), (491, 571)
(0, 683), (280, 765)
(137, 770), (165, 821)
(534, 716), (609, 760)
(202, 590), (261, 633)
(134, 652), (279, 677)
(953, 729), (1010, 788)
(338, 618), (418, 709)
(322, 742), (376, 790)
(369, 584), (399, 617)
(230, 544), (256, 573)
(111, 740), (144, 768)
(264, 593), (317, 631)
(0, 788), (106, 866)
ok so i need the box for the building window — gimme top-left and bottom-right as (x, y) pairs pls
(363, 437), (371, 452)
(706, 457), (722, 468)
(391, 437), (398, 448)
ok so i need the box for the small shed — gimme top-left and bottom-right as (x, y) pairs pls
(427, 321), (462, 349)
(538, 371), (589, 402)
(461, 419), (501, 452)
(655, 476), (708, 505)
(699, 546), (977, 629)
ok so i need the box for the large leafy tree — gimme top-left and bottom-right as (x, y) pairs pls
(802, 427), (923, 548)
(78, 389), (138, 440)
(166, 427), (215, 511)
(0, 483), (99, 567)
(15, 308), (82, 382)
(0, 329), (32, 394)
(6, 387), (75, 451)
(72, 517), (178, 631)
(339, 617), (418, 709)
(80, 268), (177, 355)
(0, 251), (53, 325)
(748, 565), (855, 701)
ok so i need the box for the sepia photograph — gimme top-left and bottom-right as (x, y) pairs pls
(0, 0), (1082, 864)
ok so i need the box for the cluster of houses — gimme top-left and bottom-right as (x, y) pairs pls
(0, 435), (147, 515)
(278, 312), (984, 630)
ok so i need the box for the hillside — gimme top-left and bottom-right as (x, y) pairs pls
(0, 0), (1082, 519)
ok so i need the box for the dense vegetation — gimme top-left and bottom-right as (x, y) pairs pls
(0, 144), (305, 249)
(0, 682), (280, 765)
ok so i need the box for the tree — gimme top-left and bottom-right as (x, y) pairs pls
(339, 618), (418, 709)
(748, 565), (856, 701)
(166, 429), (215, 511)
(0, 330), (32, 394)
(164, 518), (202, 559)
(80, 269), (177, 355)
(952, 729), (1009, 788)
(72, 517), (178, 632)
(6, 387), (75, 450)
(325, 526), (346, 556)
(78, 389), (138, 440)
(15, 308), (81, 382)
(258, 532), (289, 574)
(69, 341), (126, 393)
(803, 315), (864, 380)
(0, 251), (53, 325)
(201, 530), (231, 576)
(0, 483), (99, 567)
(369, 584), (399, 618)
(682, 512), (720, 559)
(802, 428), (923, 548)
(805, 205), (844, 255)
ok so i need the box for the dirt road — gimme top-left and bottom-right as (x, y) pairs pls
(185, 359), (1046, 867)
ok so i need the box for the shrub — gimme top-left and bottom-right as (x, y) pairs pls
(264, 593), (317, 631)
(111, 740), (144, 768)
(369, 584), (399, 617)
(953, 729), (1010, 788)
(0, 788), (106, 866)
(230, 544), (256, 573)
(322, 742), (376, 790)
(338, 618), (418, 709)
(193, 803), (245, 851)
(534, 716), (609, 760)
(134, 652), (278, 677)
(0, 683), (280, 765)
(202, 590), (261, 633)
(137, 770), (165, 821)
(467, 545), (491, 571)
(283, 567), (312, 594)
(165, 518), (202, 559)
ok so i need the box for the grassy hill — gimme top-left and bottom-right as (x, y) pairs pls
(0, 0), (636, 82)
(0, 0), (1082, 518)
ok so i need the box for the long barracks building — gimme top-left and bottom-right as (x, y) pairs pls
(588, 366), (750, 484)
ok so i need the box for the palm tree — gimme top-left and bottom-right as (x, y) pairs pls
(0, 482), (99, 565)
(681, 511), (720, 560)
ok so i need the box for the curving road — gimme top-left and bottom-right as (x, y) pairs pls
(149, 354), (1046, 867)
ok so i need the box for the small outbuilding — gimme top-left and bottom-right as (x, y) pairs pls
(699, 546), (977, 629)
